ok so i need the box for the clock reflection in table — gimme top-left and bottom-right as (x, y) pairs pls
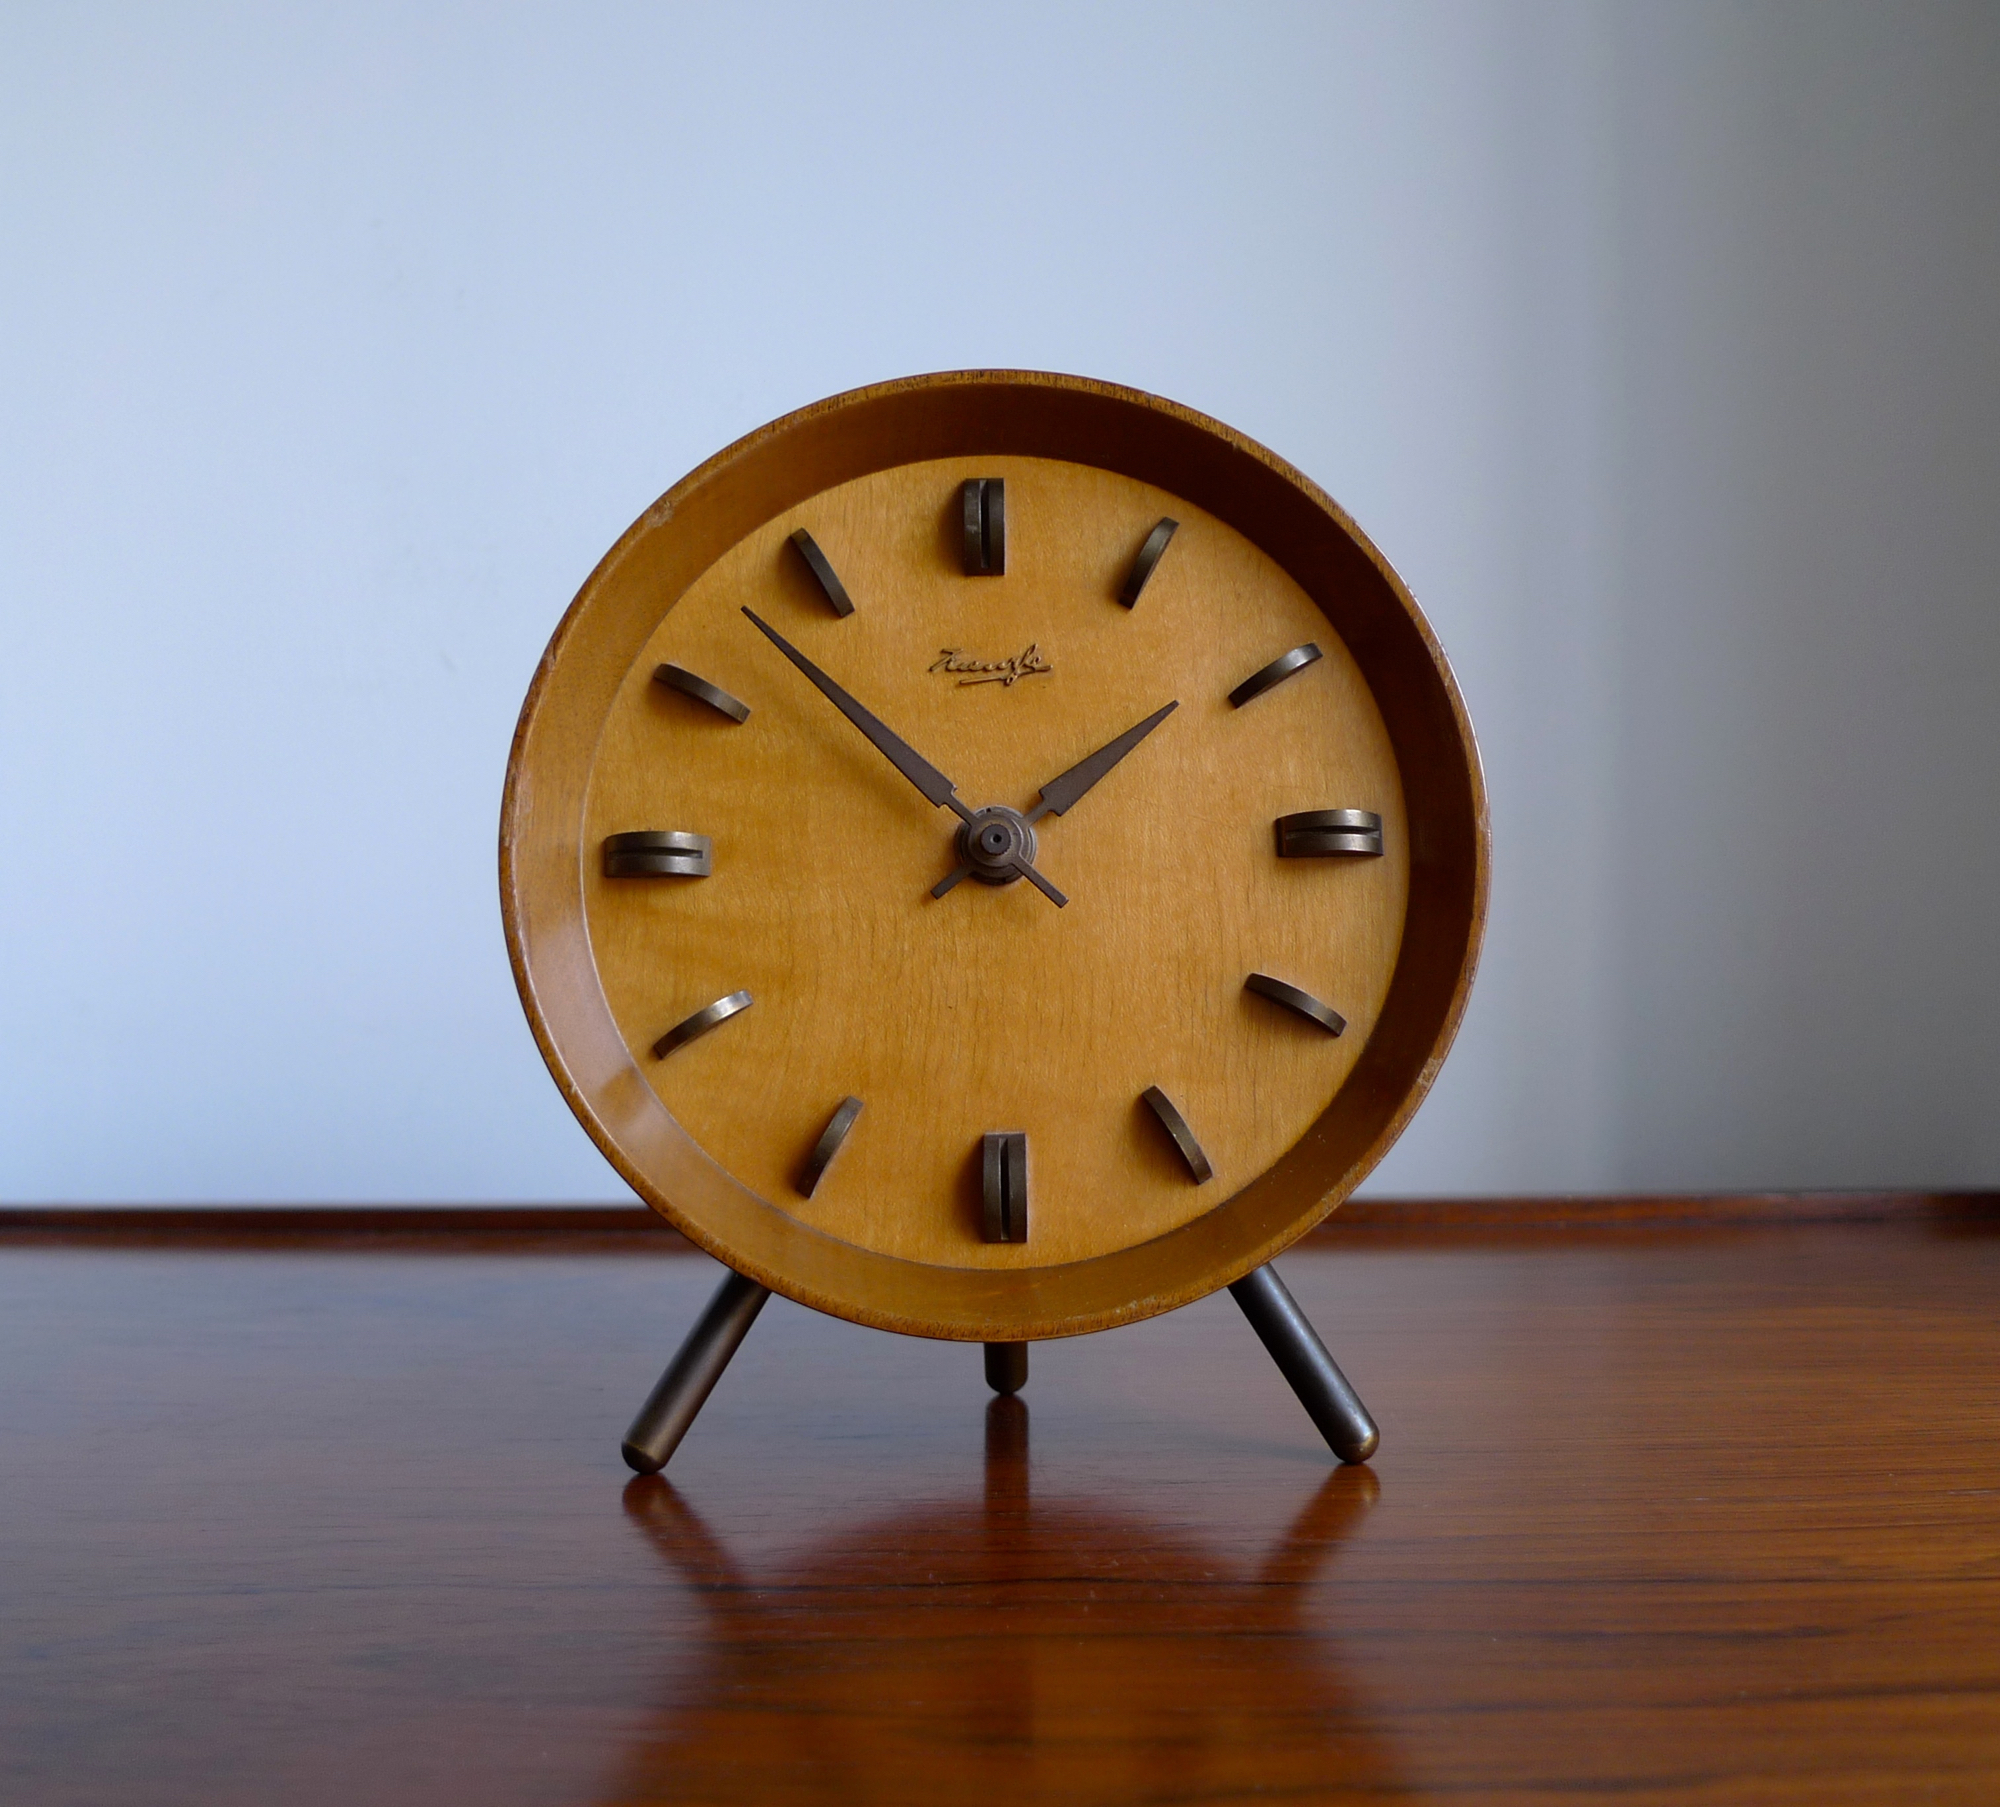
(603, 1400), (1402, 1802)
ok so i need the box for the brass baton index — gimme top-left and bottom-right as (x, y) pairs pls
(1119, 517), (1179, 607)
(982, 1132), (1028, 1243)
(652, 991), (753, 1059)
(787, 528), (856, 617)
(1228, 643), (1323, 709)
(797, 1096), (864, 1197)
(1140, 1085), (1214, 1183)
(961, 478), (1006, 575)
(603, 831), (713, 878)
(1244, 973), (1347, 1037)
(1274, 810), (1383, 859)
(653, 663), (751, 723)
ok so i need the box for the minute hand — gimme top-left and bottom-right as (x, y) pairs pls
(741, 608), (976, 825)
(1024, 701), (1179, 824)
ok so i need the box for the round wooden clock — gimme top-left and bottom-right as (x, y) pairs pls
(500, 371), (1487, 1471)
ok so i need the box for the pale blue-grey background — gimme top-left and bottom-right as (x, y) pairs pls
(3, 2), (1996, 1202)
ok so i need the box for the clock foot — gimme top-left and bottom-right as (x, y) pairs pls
(1228, 1264), (1379, 1464)
(621, 1269), (770, 1475)
(983, 1341), (1029, 1396)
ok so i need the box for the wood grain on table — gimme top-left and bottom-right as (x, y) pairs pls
(3, 1207), (1997, 1805)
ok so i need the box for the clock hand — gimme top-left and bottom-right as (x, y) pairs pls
(741, 608), (976, 825)
(1003, 852), (1067, 907)
(741, 607), (1070, 909)
(932, 701), (1178, 899)
(1022, 700), (1178, 825)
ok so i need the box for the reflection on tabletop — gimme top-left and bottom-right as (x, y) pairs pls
(604, 1395), (1397, 1804)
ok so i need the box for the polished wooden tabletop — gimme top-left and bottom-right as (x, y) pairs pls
(3, 1203), (1997, 1805)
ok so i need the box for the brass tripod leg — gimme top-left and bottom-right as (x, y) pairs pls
(1228, 1263), (1379, 1464)
(621, 1269), (770, 1474)
(983, 1341), (1029, 1395)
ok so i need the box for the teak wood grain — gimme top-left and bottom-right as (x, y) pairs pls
(501, 372), (1488, 1341)
(4, 1212), (1996, 1805)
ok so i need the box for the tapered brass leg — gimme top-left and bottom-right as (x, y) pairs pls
(1228, 1263), (1378, 1464)
(621, 1270), (770, 1474)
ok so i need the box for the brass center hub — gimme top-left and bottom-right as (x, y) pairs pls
(957, 805), (1039, 886)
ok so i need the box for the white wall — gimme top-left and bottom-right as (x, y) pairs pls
(1608, 5), (2000, 1189)
(3, 2), (1995, 1202)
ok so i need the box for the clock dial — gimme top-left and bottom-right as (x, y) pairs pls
(503, 371), (1486, 1342)
(581, 455), (1408, 1268)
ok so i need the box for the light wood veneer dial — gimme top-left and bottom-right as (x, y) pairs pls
(582, 456), (1407, 1268)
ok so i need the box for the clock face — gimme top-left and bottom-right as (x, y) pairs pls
(503, 374), (1484, 1340)
(584, 455), (1407, 1269)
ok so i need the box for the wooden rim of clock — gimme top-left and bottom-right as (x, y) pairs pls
(501, 370), (1489, 1342)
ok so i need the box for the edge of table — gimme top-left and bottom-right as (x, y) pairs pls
(2, 1191), (1994, 1250)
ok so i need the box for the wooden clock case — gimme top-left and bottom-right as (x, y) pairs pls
(501, 371), (1487, 1354)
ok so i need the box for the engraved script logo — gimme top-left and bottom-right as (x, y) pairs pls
(928, 645), (1053, 688)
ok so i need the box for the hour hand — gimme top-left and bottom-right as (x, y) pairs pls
(932, 701), (1176, 901)
(1023, 701), (1178, 824)
(741, 608), (975, 824)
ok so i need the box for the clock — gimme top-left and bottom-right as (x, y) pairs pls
(500, 371), (1487, 1471)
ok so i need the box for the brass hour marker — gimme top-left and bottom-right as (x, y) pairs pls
(961, 478), (1006, 576)
(787, 528), (855, 617)
(651, 990), (752, 1059)
(1119, 517), (1179, 607)
(797, 1095), (863, 1197)
(653, 663), (751, 723)
(982, 1131), (1028, 1242)
(1245, 973), (1347, 1037)
(602, 831), (713, 878)
(1141, 1085), (1213, 1183)
(1228, 643), (1322, 709)
(1275, 809), (1383, 859)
